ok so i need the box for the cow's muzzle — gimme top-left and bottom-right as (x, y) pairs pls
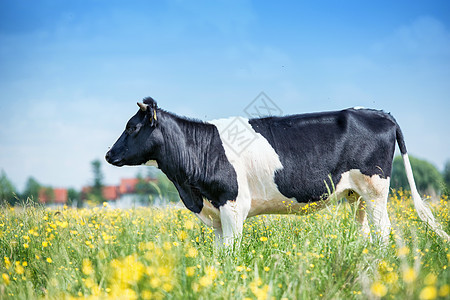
(105, 150), (124, 166)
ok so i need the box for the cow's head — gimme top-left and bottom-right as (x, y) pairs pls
(105, 97), (162, 166)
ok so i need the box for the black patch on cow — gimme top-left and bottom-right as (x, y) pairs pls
(156, 111), (239, 212)
(249, 108), (399, 203)
(155, 110), (239, 212)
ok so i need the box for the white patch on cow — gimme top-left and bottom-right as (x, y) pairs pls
(144, 160), (158, 167)
(210, 117), (289, 203)
(334, 169), (390, 199)
(209, 117), (304, 245)
(334, 169), (391, 242)
(353, 106), (365, 110)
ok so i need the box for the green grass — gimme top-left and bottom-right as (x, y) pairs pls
(0, 191), (449, 299)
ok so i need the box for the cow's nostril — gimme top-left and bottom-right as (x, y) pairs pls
(105, 151), (111, 162)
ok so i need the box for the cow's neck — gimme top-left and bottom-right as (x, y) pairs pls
(156, 111), (215, 186)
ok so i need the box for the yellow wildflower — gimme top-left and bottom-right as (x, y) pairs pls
(150, 277), (161, 288)
(187, 247), (198, 258)
(184, 220), (194, 230)
(205, 266), (217, 280)
(2, 273), (10, 285)
(439, 284), (449, 297)
(122, 288), (137, 300)
(56, 220), (68, 228)
(178, 230), (188, 241)
(141, 290), (152, 300)
(162, 283), (173, 292)
(403, 267), (416, 283)
(371, 281), (387, 297)
(397, 246), (410, 256)
(163, 241), (172, 250)
(199, 275), (212, 287)
(250, 279), (270, 300)
(384, 272), (398, 284)
(3, 257), (11, 269)
(424, 273), (436, 285)
(15, 265), (24, 275)
(185, 266), (196, 277)
(419, 286), (437, 300)
(236, 265), (245, 272)
(82, 258), (94, 276)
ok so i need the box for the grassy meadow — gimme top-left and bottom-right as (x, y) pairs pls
(0, 190), (449, 299)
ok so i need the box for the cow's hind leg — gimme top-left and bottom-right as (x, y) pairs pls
(340, 170), (392, 243)
(356, 199), (371, 238)
(347, 191), (371, 238)
(354, 175), (391, 244)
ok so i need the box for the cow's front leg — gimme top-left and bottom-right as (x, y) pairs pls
(219, 200), (248, 247)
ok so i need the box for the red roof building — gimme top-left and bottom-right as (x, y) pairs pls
(102, 186), (120, 201)
(119, 178), (140, 194)
(81, 186), (119, 201)
(81, 178), (153, 202)
(39, 188), (68, 204)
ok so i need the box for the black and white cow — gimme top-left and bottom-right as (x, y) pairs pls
(105, 97), (449, 245)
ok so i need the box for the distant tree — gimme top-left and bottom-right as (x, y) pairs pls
(135, 170), (180, 205)
(0, 170), (17, 205)
(443, 161), (450, 195)
(155, 172), (180, 203)
(22, 177), (41, 203)
(92, 159), (104, 192)
(135, 176), (158, 204)
(391, 155), (443, 194)
(67, 188), (80, 206)
(89, 159), (105, 204)
(146, 167), (159, 179)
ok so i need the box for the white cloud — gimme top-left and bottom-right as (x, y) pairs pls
(373, 16), (450, 58)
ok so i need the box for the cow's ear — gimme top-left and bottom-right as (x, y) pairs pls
(149, 101), (157, 127)
(149, 105), (157, 127)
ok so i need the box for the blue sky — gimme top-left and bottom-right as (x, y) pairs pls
(1, 0), (449, 191)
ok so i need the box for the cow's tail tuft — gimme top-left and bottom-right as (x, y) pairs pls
(396, 123), (450, 241)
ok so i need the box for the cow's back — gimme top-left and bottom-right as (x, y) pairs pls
(248, 108), (398, 203)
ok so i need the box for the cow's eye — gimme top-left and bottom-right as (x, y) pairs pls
(126, 124), (141, 135)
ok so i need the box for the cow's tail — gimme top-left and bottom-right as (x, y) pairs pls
(395, 123), (450, 241)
